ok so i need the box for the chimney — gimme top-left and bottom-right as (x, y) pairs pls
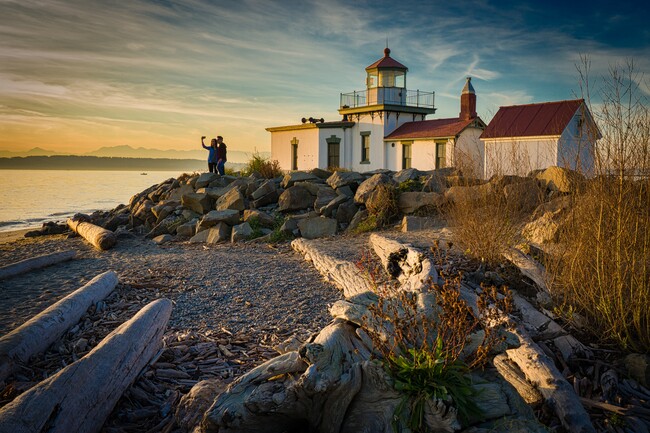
(460, 77), (477, 120)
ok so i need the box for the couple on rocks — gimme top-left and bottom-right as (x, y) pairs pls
(201, 135), (227, 175)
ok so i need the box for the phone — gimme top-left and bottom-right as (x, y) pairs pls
(201, 136), (206, 139)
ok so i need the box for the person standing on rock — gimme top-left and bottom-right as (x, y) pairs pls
(216, 135), (227, 176)
(201, 136), (218, 173)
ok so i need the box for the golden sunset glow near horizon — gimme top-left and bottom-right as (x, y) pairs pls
(1, 0), (648, 157)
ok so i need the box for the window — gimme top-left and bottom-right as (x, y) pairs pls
(291, 137), (299, 170)
(361, 132), (371, 163)
(326, 135), (341, 169)
(436, 141), (446, 169)
(402, 142), (412, 169)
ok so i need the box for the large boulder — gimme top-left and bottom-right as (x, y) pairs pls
(503, 179), (544, 212)
(251, 179), (277, 200)
(281, 172), (320, 189)
(401, 215), (439, 232)
(320, 194), (349, 217)
(310, 167), (333, 180)
(243, 209), (276, 228)
(347, 209), (369, 232)
(231, 222), (253, 242)
(176, 218), (198, 237)
(393, 168), (422, 184)
(216, 187), (245, 212)
(166, 184), (194, 201)
(278, 186), (315, 212)
(314, 186), (338, 212)
(335, 199), (358, 224)
(326, 171), (365, 189)
(196, 209), (240, 231)
(297, 216), (337, 239)
(181, 192), (213, 214)
(354, 173), (395, 205)
(195, 172), (220, 189)
(398, 192), (442, 214)
(251, 190), (280, 208)
(522, 210), (562, 245)
(421, 174), (446, 193)
(536, 166), (585, 193)
(208, 222), (232, 243)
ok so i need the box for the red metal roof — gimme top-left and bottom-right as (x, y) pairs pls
(385, 117), (482, 140)
(366, 48), (408, 70)
(481, 99), (584, 139)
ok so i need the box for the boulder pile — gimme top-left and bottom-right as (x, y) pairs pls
(83, 165), (586, 245)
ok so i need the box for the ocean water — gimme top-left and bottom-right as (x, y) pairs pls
(0, 170), (183, 233)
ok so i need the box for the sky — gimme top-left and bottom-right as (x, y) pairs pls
(1, 0), (649, 156)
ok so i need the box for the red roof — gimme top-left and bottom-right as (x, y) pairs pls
(481, 99), (583, 139)
(385, 117), (482, 140)
(366, 48), (408, 71)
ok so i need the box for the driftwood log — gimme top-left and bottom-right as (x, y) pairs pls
(503, 247), (547, 293)
(0, 298), (172, 433)
(0, 250), (76, 280)
(67, 218), (116, 250)
(0, 270), (118, 384)
(195, 236), (542, 433)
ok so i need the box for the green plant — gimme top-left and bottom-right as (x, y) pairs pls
(355, 250), (512, 431)
(241, 151), (283, 179)
(246, 217), (264, 240)
(398, 178), (423, 192)
(353, 214), (378, 233)
(266, 215), (293, 243)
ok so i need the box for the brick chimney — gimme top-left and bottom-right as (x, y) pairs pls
(460, 77), (477, 120)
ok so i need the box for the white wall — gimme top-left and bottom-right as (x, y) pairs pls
(270, 128), (320, 171)
(557, 109), (595, 175)
(348, 114), (386, 172)
(410, 139), (438, 170)
(317, 128), (346, 168)
(483, 137), (558, 178)
(453, 127), (485, 178)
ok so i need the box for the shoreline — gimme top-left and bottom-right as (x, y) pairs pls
(0, 228), (35, 244)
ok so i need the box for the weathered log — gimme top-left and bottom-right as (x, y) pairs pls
(369, 233), (439, 287)
(0, 250), (76, 280)
(503, 247), (547, 293)
(291, 238), (375, 302)
(0, 270), (118, 383)
(67, 218), (117, 250)
(506, 329), (596, 433)
(492, 353), (543, 406)
(0, 298), (172, 433)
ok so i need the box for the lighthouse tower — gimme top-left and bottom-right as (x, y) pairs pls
(337, 48), (436, 171)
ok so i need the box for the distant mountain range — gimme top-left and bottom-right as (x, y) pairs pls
(0, 145), (270, 164)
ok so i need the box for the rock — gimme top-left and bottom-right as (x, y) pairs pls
(73, 338), (89, 352)
(181, 192), (213, 214)
(310, 167), (333, 179)
(401, 215), (439, 232)
(398, 192), (442, 214)
(196, 209), (240, 231)
(151, 204), (175, 223)
(314, 186), (338, 212)
(421, 174), (447, 193)
(280, 171), (319, 188)
(195, 172), (220, 189)
(251, 179), (277, 200)
(251, 190), (280, 208)
(347, 209), (369, 232)
(207, 222), (232, 244)
(103, 213), (130, 231)
(231, 222), (253, 242)
(522, 211), (562, 245)
(320, 195), (349, 217)
(336, 199), (358, 224)
(215, 187), (245, 211)
(280, 217), (299, 234)
(176, 379), (226, 433)
(503, 179), (543, 212)
(393, 168), (422, 183)
(326, 171), (364, 189)
(278, 185), (315, 212)
(444, 184), (490, 205)
(166, 184), (194, 201)
(536, 166), (585, 193)
(297, 216), (337, 239)
(189, 228), (211, 243)
(294, 181), (325, 196)
(176, 219), (198, 237)
(146, 214), (185, 238)
(243, 209), (276, 228)
(133, 200), (154, 221)
(153, 234), (173, 244)
(181, 209), (201, 221)
(354, 173), (395, 205)
(624, 354), (650, 387)
(335, 185), (355, 197)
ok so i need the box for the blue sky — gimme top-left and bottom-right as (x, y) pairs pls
(0, 0), (648, 155)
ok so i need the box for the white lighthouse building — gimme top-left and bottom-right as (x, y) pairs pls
(268, 48), (485, 173)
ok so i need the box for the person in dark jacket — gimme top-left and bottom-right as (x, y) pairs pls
(216, 136), (227, 176)
(201, 136), (218, 173)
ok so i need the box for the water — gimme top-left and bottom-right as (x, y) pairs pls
(0, 170), (183, 233)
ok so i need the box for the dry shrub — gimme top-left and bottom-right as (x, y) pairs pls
(241, 151), (283, 178)
(547, 57), (650, 351)
(445, 182), (526, 266)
